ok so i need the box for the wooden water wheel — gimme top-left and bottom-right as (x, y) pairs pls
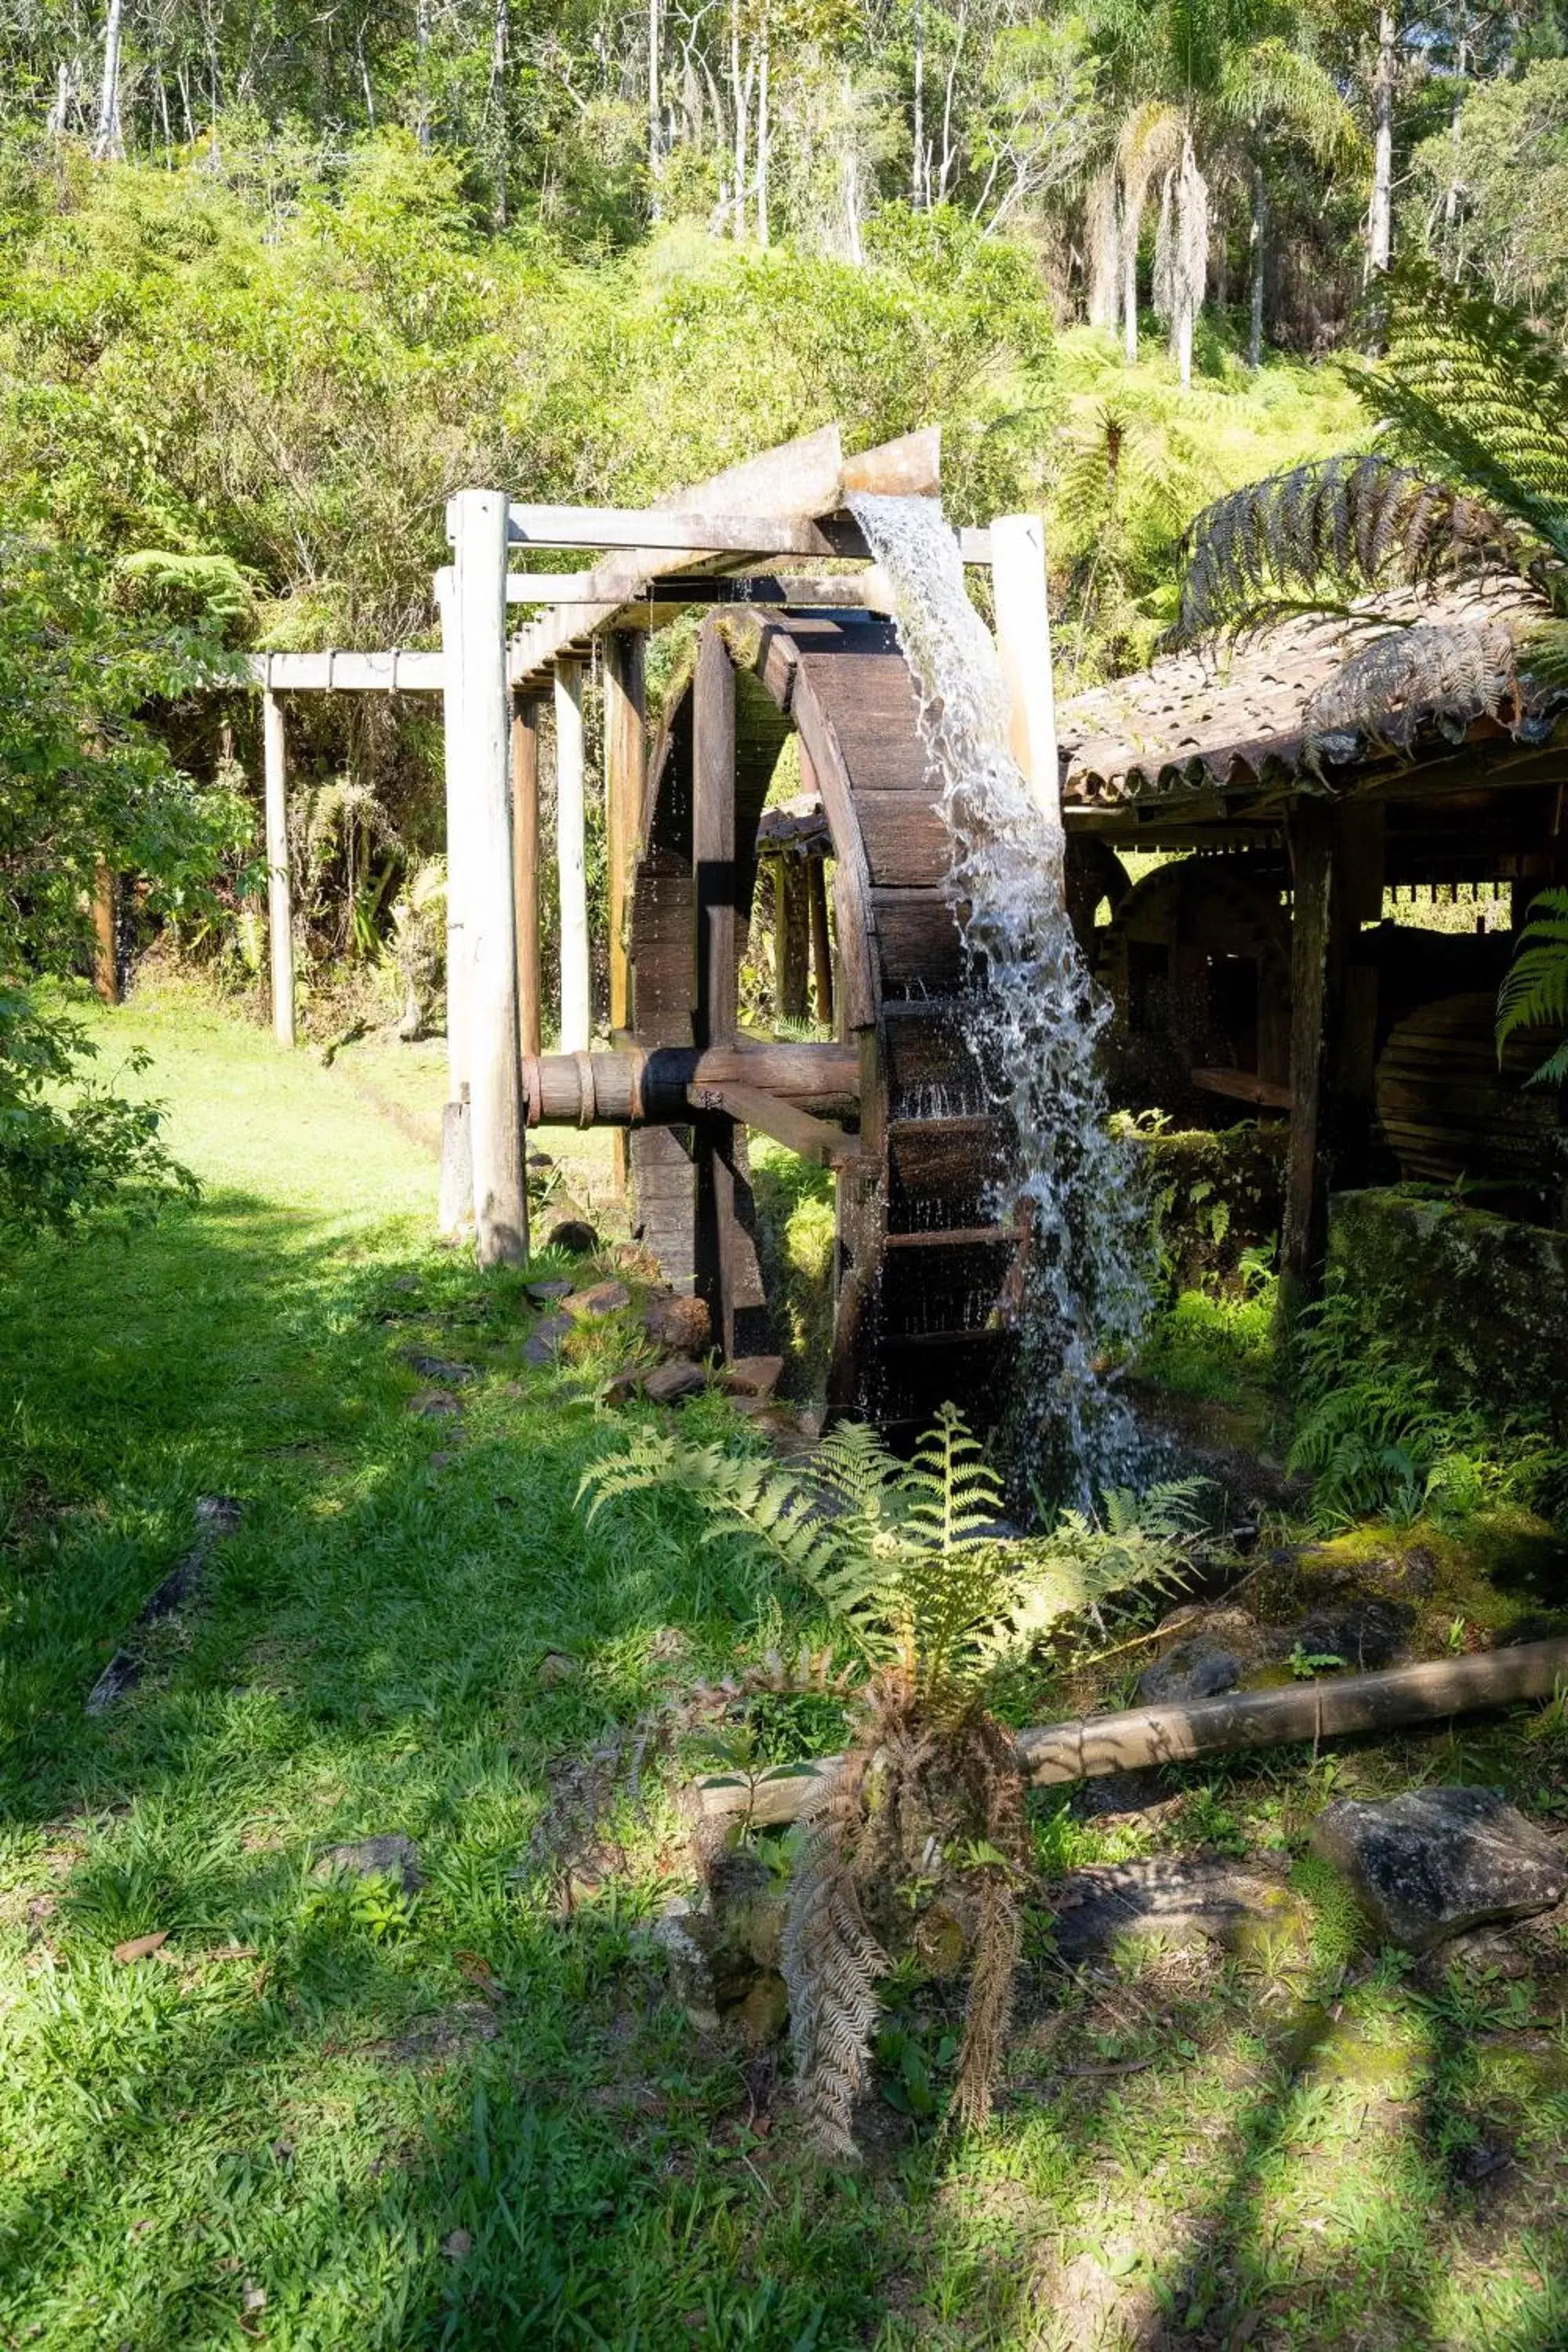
(1375, 992), (1568, 1214)
(521, 606), (1021, 1431)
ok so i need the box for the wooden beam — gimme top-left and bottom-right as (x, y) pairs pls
(692, 629), (745, 1356)
(507, 425), (962, 691)
(1279, 800), (1342, 1316)
(686, 1080), (873, 1172)
(775, 854), (810, 1022)
(990, 513), (1061, 832)
(262, 688), (295, 1049)
(1191, 1067), (1291, 1110)
(508, 503), (990, 564)
(511, 695), (543, 1058)
(249, 651), (445, 692)
(698, 1636), (1568, 1824)
(603, 633), (644, 1040)
(807, 852), (834, 1029)
(507, 571), (891, 611)
(554, 656), (591, 1054)
(445, 488), (528, 1268)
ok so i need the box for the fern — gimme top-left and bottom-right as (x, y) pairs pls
(1497, 887), (1568, 1087)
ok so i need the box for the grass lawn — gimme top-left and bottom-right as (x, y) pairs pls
(2, 988), (1567, 2350)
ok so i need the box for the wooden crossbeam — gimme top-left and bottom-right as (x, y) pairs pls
(248, 651), (445, 692)
(687, 1080), (875, 1174)
(506, 571), (889, 610)
(507, 506), (992, 566)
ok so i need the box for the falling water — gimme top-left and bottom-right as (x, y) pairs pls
(848, 492), (1152, 1506)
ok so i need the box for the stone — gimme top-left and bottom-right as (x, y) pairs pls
(1287, 1595), (1413, 1671)
(602, 1368), (646, 1406)
(546, 1218), (598, 1256)
(641, 1293), (711, 1355)
(1069, 1769), (1184, 1826)
(527, 1150), (554, 1171)
(1049, 1857), (1305, 1964)
(522, 1316), (572, 1366)
(195, 1495), (243, 1538)
(409, 1388), (463, 1417)
(535, 1650), (580, 1688)
(1310, 1788), (1566, 1954)
(564, 1281), (631, 1319)
(402, 1351), (477, 1385)
(524, 1279), (575, 1305)
(313, 1832), (424, 1892)
(722, 1356), (784, 1401)
(643, 1359), (707, 1405)
(1137, 1606), (1264, 1705)
(85, 1651), (140, 1714)
(651, 1899), (722, 2034)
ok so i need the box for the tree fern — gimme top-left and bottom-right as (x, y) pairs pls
(1497, 887), (1568, 1087)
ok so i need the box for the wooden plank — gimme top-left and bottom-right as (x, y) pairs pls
(990, 513), (1061, 829)
(510, 505), (880, 558)
(688, 1081), (871, 1172)
(91, 861), (118, 1005)
(855, 793), (949, 886)
(604, 631), (645, 1198)
(1191, 1067), (1292, 1110)
(776, 855), (810, 1021)
(445, 488), (528, 1268)
(883, 1226), (1013, 1250)
(262, 689), (294, 1049)
(508, 572), (886, 610)
(511, 696), (543, 1058)
(554, 657), (590, 1053)
(692, 626), (742, 1356)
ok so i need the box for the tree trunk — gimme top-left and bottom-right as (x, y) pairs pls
(416, 0), (430, 150)
(731, 0), (747, 239)
(1367, 4), (1396, 279)
(1121, 194), (1139, 365)
(92, 0), (125, 161)
(1086, 163), (1120, 330)
(1248, 163), (1267, 370)
(841, 71), (863, 263)
(1171, 131), (1208, 391)
(756, 13), (769, 247)
(912, 0), (924, 205)
(648, 0), (661, 212)
(490, 0), (508, 227)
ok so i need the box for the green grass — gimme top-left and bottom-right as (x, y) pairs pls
(3, 989), (1567, 2349)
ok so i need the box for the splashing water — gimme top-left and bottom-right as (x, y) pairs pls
(848, 492), (1152, 1506)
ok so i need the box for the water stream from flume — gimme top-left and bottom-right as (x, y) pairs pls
(848, 491), (1151, 1505)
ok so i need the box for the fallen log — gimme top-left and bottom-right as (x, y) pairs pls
(695, 1637), (1568, 1828)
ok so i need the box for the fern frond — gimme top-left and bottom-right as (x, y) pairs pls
(1171, 456), (1519, 644)
(1497, 887), (1568, 1086)
(1302, 617), (1520, 762)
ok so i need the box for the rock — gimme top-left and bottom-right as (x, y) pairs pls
(1288, 1595), (1414, 1671)
(1388, 1544), (1437, 1599)
(546, 1218), (597, 1256)
(313, 1832), (424, 1892)
(402, 1351), (477, 1385)
(651, 1900), (722, 2034)
(1049, 1857), (1305, 1964)
(1137, 1606), (1265, 1704)
(1069, 1769), (1184, 1826)
(527, 1150), (554, 1171)
(535, 1650), (579, 1689)
(722, 1356), (784, 1401)
(602, 1368), (646, 1406)
(564, 1281), (631, 1319)
(522, 1316), (572, 1366)
(641, 1294), (712, 1356)
(524, 1279), (575, 1305)
(643, 1359), (707, 1404)
(409, 1388), (463, 1417)
(85, 1651), (141, 1714)
(195, 1495), (243, 1538)
(1311, 1788), (1566, 1954)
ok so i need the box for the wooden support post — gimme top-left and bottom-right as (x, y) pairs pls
(262, 688), (295, 1049)
(445, 488), (528, 1268)
(776, 855), (810, 1022)
(554, 656), (590, 1054)
(691, 626), (768, 1360)
(1280, 800), (1348, 1320)
(807, 854), (834, 1030)
(91, 861), (119, 1006)
(989, 514), (1060, 833)
(512, 695), (543, 1058)
(603, 630), (645, 1196)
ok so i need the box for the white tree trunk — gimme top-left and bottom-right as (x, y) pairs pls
(1086, 163), (1120, 331)
(1171, 132), (1208, 390)
(756, 14), (769, 247)
(1121, 187), (1139, 364)
(416, 0), (431, 150)
(1367, 4), (1396, 278)
(92, 0), (125, 161)
(263, 690), (295, 1050)
(648, 0), (661, 210)
(1248, 163), (1267, 369)
(912, 0), (925, 205)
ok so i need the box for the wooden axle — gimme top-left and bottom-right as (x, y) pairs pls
(521, 1041), (861, 1129)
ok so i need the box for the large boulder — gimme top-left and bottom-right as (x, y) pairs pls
(1311, 1788), (1566, 1954)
